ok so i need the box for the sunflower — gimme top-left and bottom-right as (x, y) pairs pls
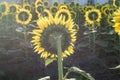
(107, 15), (114, 25)
(50, 6), (58, 15)
(75, 2), (80, 8)
(68, 2), (75, 8)
(79, 6), (85, 14)
(59, 4), (68, 10)
(114, 25), (120, 35)
(35, 0), (43, 7)
(15, 8), (32, 25)
(85, 9), (101, 24)
(103, 7), (110, 16)
(43, 0), (49, 7)
(55, 9), (72, 23)
(53, 2), (59, 7)
(113, 0), (118, 7)
(23, 3), (32, 11)
(31, 11), (77, 59)
(95, 3), (102, 10)
(112, 8), (120, 35)
(8, 3), (20, 14)
(84, 5), (93, 11)
(70, 11), (76, 20)
(101, 4), (109, 13)
(35, 4), (44, 14)
(0, 1), (9, 15)
(42, 9), (53, 18)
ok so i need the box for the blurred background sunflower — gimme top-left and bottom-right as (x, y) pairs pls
(0, 1), (9, 16)
(85, 8), (101, 24)
(15, 8), (32, 25)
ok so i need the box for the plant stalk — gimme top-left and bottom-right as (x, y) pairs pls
(56, 35), (63, 80)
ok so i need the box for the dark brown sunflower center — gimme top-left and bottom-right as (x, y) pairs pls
(10, 6), (16, 13)
(88, 11), (98, 21)
(41, 24), (71, 54)
(0, 4), (6, 13)
(18, 11), (29, 21)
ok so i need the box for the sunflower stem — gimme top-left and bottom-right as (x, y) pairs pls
(92, 29), (96, 54)
(56, 35), (63, 80)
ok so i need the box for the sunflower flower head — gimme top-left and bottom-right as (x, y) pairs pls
(0, 1), (9, 15)
(112, 8), (120, 35)
(50, 5), (58, 16)
(9, 3), (20, 14)
(107, 15), (114, 25)
(85, 8), (101, 24)
(31, 9), (77, 59)
(35, 0), (43, 7)
(15, 8), (32, 25)
(23, 3), (32, 11)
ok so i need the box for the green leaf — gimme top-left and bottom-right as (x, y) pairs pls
(69, 67), (95, 80)
(38, 76), (50, 80)
(45, 58), (56, 66)
(110, 65), (120, 69)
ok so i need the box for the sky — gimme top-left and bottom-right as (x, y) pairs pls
(0, 0), (109, 5)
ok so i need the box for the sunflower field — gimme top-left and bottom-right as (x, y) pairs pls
(0, 0), (120, 80)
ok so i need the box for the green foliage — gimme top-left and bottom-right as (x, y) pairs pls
(110, 65), (120, 69)
(45, 58), (56, 66)
(64, 67), (95, 80)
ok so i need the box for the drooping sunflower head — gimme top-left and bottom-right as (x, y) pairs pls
(31, 9), (77, 59)
(85, 9), (101, 24)
(9, 3), (20, 14)
(0, 1), (9, 15)
(15, 8), (32, 25)
(112, 8), (120, 35)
